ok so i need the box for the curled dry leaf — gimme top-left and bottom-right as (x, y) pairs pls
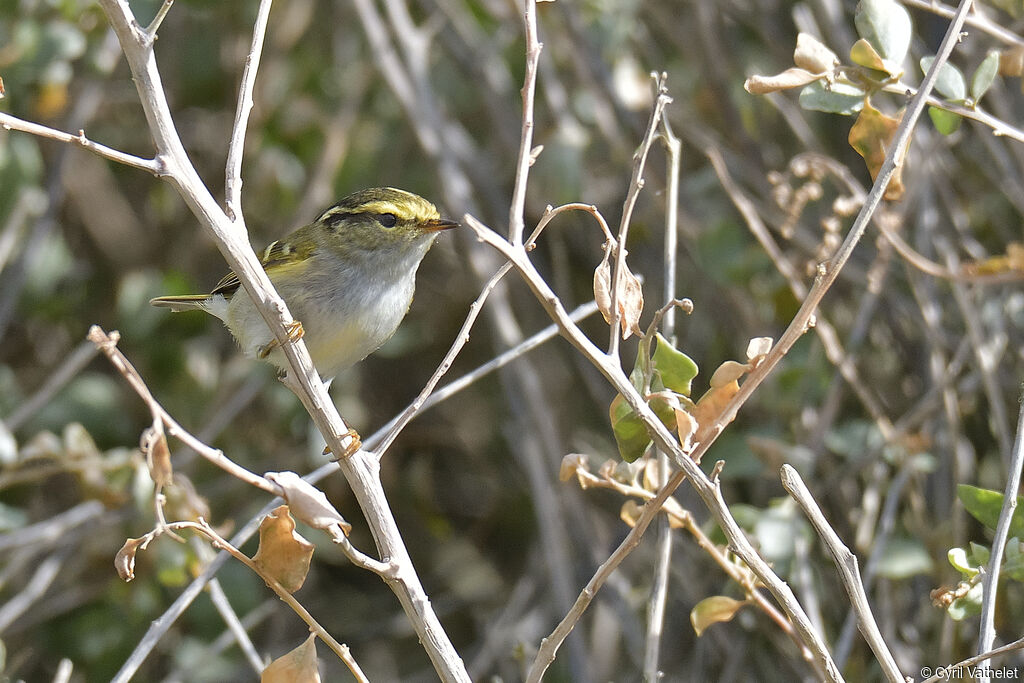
(262, 634), (321, 683)
(744, 68), (822, 95)
(691, 360), (754, 450)
(115, 537), (147, 582)
(141, 425), (173, 489)
(265, 471), (353, 537)
(690, 595), (746, 636)
(593, 242), (644, 339)
(794, 33), (839, 74)
(675, 407), (698, 454)
(594, 244), (613, 322)
(642, 457), (664, 490)
(745, 337), (773, 367)
(559, 453), (589, 482)
(252, 505), (315, 594)
(709, 360), (750, 388)
(597, 458), (619, 481)
(620, 499), (643, 528)
(618, 260), (645, 339)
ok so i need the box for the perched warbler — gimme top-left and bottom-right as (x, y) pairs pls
(150, 187), (457, 380)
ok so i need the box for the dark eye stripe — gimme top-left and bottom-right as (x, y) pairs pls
(322, 211), (354, 229)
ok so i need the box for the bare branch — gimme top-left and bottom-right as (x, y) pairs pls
(0, 112), (162, 175)
(225, 0), (274, 221)
(507, 0), (542, 246)
(780, 465), (905, 683)
(976, 389), (1024, 676)
(87, 326), (281, 495)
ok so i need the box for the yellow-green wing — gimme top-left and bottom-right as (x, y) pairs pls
(210, 237), (317, 297)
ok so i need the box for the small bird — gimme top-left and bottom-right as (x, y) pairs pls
(151, 187), (458, 380)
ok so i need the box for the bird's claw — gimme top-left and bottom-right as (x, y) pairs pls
(323, 428), (362, 460)
(257, 321), (305, 359)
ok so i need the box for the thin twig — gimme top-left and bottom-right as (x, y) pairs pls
(225, 0), (274, 221)
(206, 575), (265, 674)
(834, 463), (914, 667)
(371, 300), (601, 451)
(780, 465), (905, 683)
(976, 388), (1024, 679)
(705, 144), (896, 441)
(0, 112), (162, 175)
(607, 74), (671, 358)
(0, 547), (72, 631)
(105, 297), (595, 682)
(170, 519), (368, 681)
(526, 469), (687, 683)
(898, 0), (1024, 47)
(572, 465), (813, 660)
(87, 326), (281, 495)
(880, 82), (1024, 145)
(920, 635), (1024, 683)
(644, 109), (682, 682)
(507, 0), (542, 246)
(144, 0), (175, 38)
(374, 260), (512, 457)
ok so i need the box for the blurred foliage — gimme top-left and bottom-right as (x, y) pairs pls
(2, 0), (1024, 681)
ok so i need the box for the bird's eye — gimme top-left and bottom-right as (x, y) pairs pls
(378, 213), (398, 228)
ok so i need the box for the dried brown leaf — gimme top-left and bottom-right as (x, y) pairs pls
(744, 68), (821, 94)
(252, 505), (315, 594)
(794, 33), (839, 74)
(617, 260), (645, 339)
(559, 453), (589, 482)
(262, 634), (321, 683)
(849, 101), (905, 200)
(594, 245), (613, 324)
(620, 499), (643, 528)
(141, 425), (173, 489)
(115, 537), (147, 582)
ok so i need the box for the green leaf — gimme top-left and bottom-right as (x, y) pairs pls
(928, 105), (962, 135)
(855, 0), (912, 63)
(799, 80), (866, 115)
(690, 596), (745, 636)
(920, 57), (966, 101)
(948, 546), (979, 576)
(874, 537), (933, 579)
(971, 51), (1000, 102)
(969, 541), (991, 568)
(958, 484), (1024, 537)
(1004, 538), (1024, 581)
(652, 334), (698, 396)
(609, 394), (650, 463)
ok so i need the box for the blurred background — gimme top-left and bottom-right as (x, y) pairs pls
(2, 0), (1024, 680)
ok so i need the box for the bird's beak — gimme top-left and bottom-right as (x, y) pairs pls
(422, 218), (460, 232)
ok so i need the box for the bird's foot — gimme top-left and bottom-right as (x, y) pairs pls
(257, 320), (305, 359)
(324, 428), (362, 460)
